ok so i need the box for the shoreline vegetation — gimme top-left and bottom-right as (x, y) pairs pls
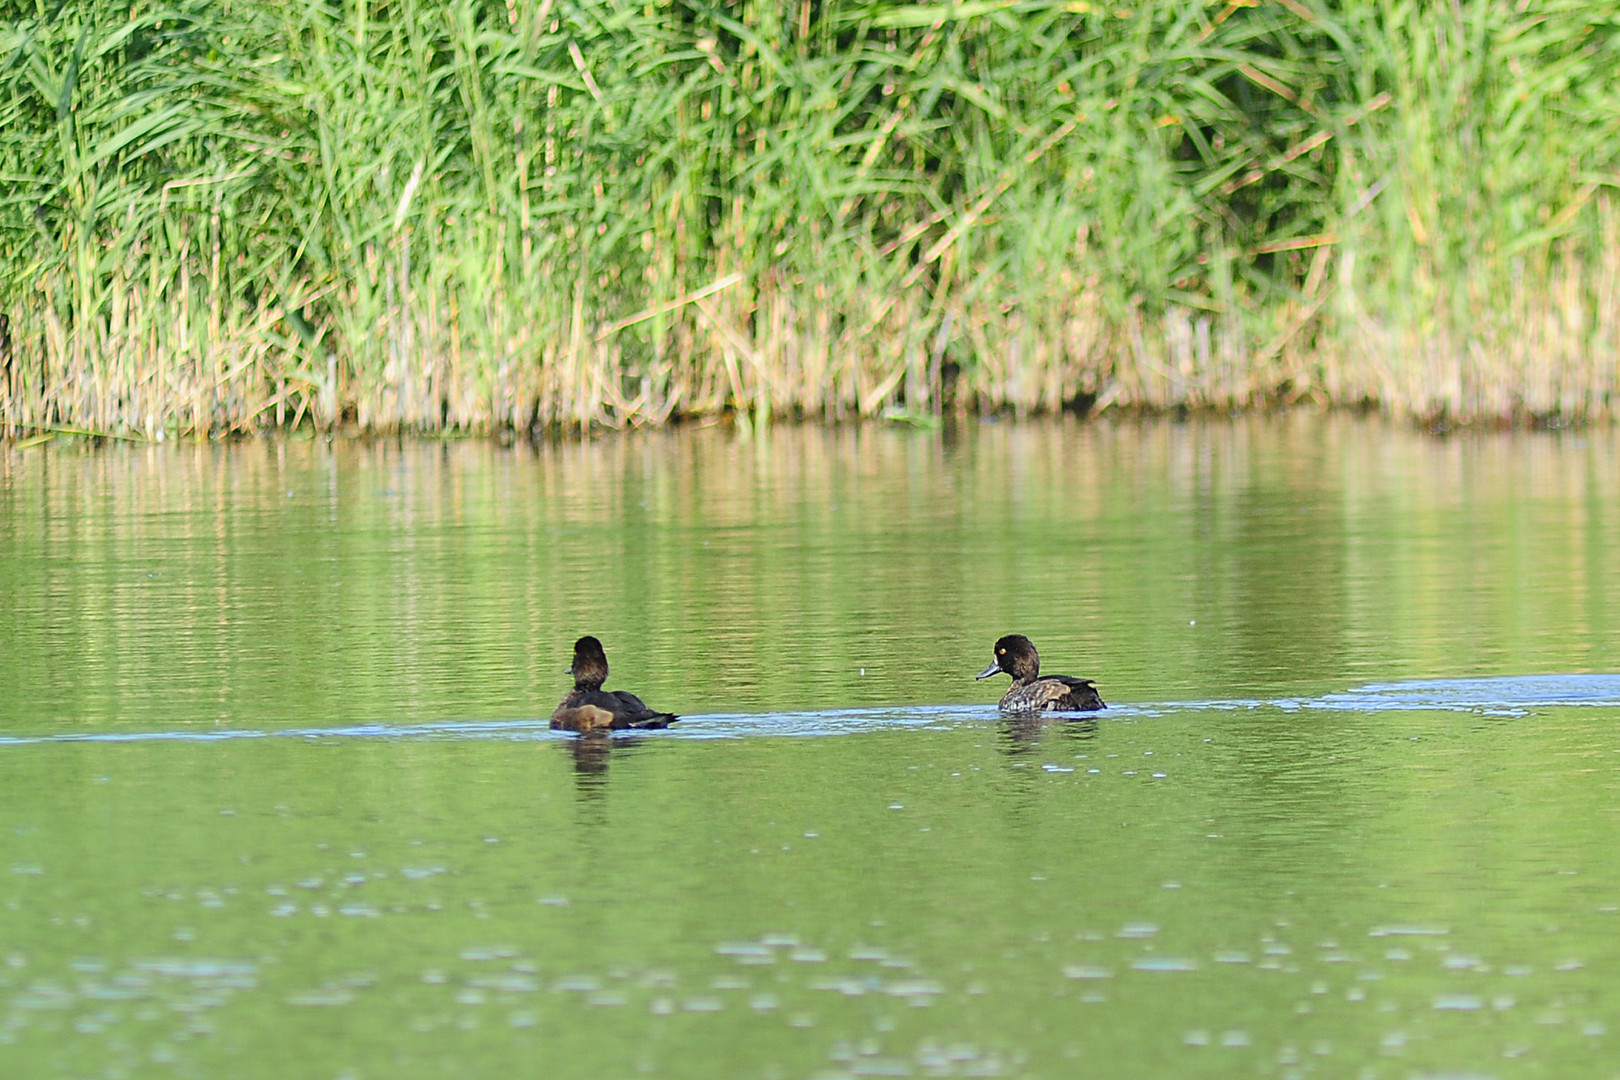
(3, 0), (1618, 440)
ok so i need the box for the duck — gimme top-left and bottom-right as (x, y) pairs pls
(975, 634), (1104, 714)
(550, 636), (679, 732)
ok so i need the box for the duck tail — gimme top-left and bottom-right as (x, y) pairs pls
(619, 711), (680, 730)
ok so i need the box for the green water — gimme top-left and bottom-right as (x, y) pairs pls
(2, 418), (1619, 1079)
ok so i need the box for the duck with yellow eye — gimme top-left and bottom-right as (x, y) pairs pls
(975, 634), (1105, 715)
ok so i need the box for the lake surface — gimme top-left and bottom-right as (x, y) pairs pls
(2, 416), (1619, 1078)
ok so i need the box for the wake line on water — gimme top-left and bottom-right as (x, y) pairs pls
(0, 709), (975, 746)
(3, 676), (1619, 747)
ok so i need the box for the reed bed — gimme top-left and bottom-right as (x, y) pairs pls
(2, 0), (1618, 437)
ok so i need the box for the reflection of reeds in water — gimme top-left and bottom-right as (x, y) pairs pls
(7, 3), (1620, 436)
(3, 418), (1619, 723)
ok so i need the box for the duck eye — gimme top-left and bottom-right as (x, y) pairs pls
(997, 648), (1005, 655)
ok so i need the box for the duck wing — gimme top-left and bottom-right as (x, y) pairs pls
(1051, 676), (1105, 711)
(607, 690), (680, 730)
(1043, 675), (1105, 712)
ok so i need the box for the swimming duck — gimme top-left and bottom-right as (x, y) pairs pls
(550, 636), (679, 732)
(975, 634), (1105, 714)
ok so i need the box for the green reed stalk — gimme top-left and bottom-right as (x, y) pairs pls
(2, 0), (1618, 437)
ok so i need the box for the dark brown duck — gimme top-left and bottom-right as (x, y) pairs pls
(975, 634), (1104, 715)
(550, 636), (679, 733)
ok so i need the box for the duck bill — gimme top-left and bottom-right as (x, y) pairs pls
(974, 661), (1002, 680)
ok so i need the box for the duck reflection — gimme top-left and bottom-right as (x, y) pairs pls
(563, 732), (647, 794)
(987, 716), (1103, 829)
(996, 714), (1099, 758)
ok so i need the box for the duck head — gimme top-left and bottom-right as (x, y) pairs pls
(567, 636), (610, 691)
(975, 634), (1041, 683)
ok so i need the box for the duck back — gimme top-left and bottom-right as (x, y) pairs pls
(999, 675), (1105, 715)
(551, 689), (679, 732)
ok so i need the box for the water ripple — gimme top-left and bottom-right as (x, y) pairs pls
(1, 675), (1616, 746)
(1312, 675), (1620, 713)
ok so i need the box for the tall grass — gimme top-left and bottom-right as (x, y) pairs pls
(2, 0), (1618, 437)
